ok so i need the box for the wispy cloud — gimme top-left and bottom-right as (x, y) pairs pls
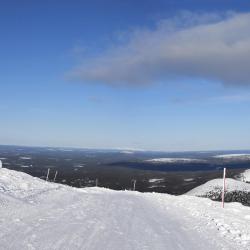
(69, 12), (250, 87)
(212, 94), (250, 103)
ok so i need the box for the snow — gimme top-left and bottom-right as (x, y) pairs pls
(120, 150), (134, 154)
(213, 154), (250, 159)
(184, 178), (194, 182)
(145, 158), (206, 163)
(116, 147), (146, 152)
(187, 178), (250, 196)
(19, 157), (32, 160)
(74, 164), (85, 168)
(238, 169), (250, 183)
(0, 168), (250, 249)
(148, 178), (164, 183)
(148, 185), (165, 189)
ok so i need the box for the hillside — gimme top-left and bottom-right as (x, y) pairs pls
(187, 178), (250, 206)
(0, 168), (250, 249)
(238, 169), (250, 183)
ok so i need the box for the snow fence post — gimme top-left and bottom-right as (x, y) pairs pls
(53, 171), (58, 182)
(46, 168), (50, 182)
(0, 160), (2, 169)
(95, 178), (98, 187)
(222, 168), (226, 208)
(132, 179), (136, 191)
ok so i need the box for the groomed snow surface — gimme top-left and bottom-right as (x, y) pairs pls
(0, 168), (250, 250)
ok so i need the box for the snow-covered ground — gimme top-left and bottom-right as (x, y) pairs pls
(148, 178), (164, 183)
(120, 150), (134, 154)
(0, 168), (250, 250)
(184, 178), (195, 182)
(145, 158), (206, 163)
(238, 169), (250, 183)
(213, 154), (250, 160)
(187, 178), (250, 206)
(187, 178), (250, 195)
(19, 156), (32, 160)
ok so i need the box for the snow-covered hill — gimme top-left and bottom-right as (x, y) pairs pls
(0, 168), (250, 250)
(238, 169), (250, 183)
(187, 178), (250, 206)
(187, 178), (250, 195)
(145, 158), (206, 163)
(213, 154), (250, 160)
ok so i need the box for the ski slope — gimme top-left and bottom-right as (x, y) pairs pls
(0, 168), (250, 250)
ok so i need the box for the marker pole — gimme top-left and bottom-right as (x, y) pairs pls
(46, 168), (50, 182)
(222, 168), (226, 208)
(133, 180), (136, 191)
(53, 171), (58, 182)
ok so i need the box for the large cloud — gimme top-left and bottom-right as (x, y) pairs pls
(70, 12), (250, 86)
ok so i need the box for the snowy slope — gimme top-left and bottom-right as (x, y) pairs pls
(238, 169), (250, 183)
(0, 168), (250, 250)
(187, 178), (250, 207)
(187, 178), (250, 196)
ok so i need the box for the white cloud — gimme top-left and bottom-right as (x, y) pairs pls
(69, 12), (250, 86)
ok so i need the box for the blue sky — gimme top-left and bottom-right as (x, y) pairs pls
(1, 0), (250, 151)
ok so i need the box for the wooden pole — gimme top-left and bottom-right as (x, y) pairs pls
(46, 168), (50, 182)
(222, 168), (226, 208)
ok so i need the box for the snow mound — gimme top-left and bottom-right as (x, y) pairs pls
(145, 158), (206, 163)
(0, 168), (63, 199)
(0, 168), (250, 249)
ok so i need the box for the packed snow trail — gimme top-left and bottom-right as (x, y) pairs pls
(0, 169), (249, 250)
(0, 187), (214, 250)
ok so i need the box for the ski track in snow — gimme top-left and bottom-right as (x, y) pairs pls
(0, 169), (250, 250)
